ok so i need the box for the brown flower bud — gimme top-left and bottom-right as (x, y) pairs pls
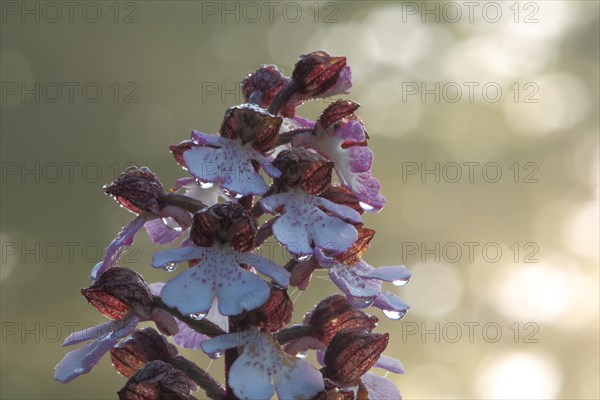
(110, 328), (178, 378)
(220, 103), (283, 153)
(190, 202), (257, 252)
(242, 65), (290, 110)
(257, 286), (293, 333)
(272, 148), (334, 195)
(104, 166), (165, 214)
(292, 51), (347, 97)
(169, 140), (195, 168)
(333, 225), (375, 266)
(306, 295), (378, 344)
(319, 186), (363, 214)
(117, 360), (195, 400)
(82, 267), (153, 320)
(317, 100), (361, 132)
(323, 329), (389, 384)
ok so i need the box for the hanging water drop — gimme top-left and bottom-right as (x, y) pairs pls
(210, 351), (222, 359)
(162, 262), (178, 272)
(392, 278), (410, 287)
(195, 178), (215, 189)
(296, 254), (312, 262)
(221, 188), (233, 197)
(296, 350), (308, 359)
(382, 309), (406, 320)
(189, 312), (207, 320)
(359, 202), (375, 212)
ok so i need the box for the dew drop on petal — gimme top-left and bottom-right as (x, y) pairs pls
(296, 254), (312, 262)
(351, 296), (377, 308)
(189, 312), (207, 320)
(359, 202), (375, 212)
(161, 217), (183, 232)
(162, 262), (178, 272)
(383, 309), (406, 320)
(392, 278), (410, 287)
(210, 351), (222, 359)
(195, 178), (215, 189)
(296, 350), (308, 359)
(73, 368), (84, 374)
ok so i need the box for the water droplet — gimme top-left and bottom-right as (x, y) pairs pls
(161, 217), (183, 232)
(195, 178), (215, 189)
(383, 309), (406, 320)
(359, 202), (375, 212)
(189, 312), (207, 320)
(351, 296), (377, 308)
(210, 351), (222, 359)
(296, 351), (308, 359)
(296, 254), (312, 262)
(234, 192), (244, 199)
(74, 368), (84, 374)
(162, 262), (178, 272)
(392, 278), (410, 287)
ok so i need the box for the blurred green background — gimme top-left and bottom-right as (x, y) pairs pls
(1, 1), (598, 399)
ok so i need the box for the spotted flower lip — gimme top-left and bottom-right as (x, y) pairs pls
(201, 330), (324, 400)
(183, 130), (281, 196)
(328, 260), (411, 319)
(260, 189), (361, 259)
(152, 244), (290, 316)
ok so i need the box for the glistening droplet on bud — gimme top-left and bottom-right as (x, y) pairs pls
(392, 278), (409, 287)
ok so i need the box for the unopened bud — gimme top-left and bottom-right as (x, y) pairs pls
(104, 166), (165, 214)
(110, 328), (178, 378)
(117, 360), (195, 400)
(317, 100), (361, 133)
(242, 65), (290, 111)
(272, 148), (333, 195)
(190, 202), (257, 252)
(220, 103), (282, 153)
(292, 51), (347, 97)
(323, 329), (389, 384)
(306, 295), (378, 344)
(82, 267), (153, 320)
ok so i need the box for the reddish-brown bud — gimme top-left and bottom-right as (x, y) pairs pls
(257, 286), (293, 333)
(81, 267), (153, 320)
(117, 360), (195, 400)
(333, 225), (375, 266)
(323, 329), (389, 384)
(242, 65), (290, 110)
(317, 100), (361, 132)
(292, 51), (347, 96)
(272, 148), (334, 195)
(319, 186), (363, 214)
(220, 103), (283, 153)
(169, 140), (195, 168)
(306, 295), (378, 344)
(190, 202), (257, 252)
(110, 328), (178, 378)
(104, 166), (165, 214)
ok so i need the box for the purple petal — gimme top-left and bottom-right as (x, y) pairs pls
(152, 246), (207, 269)
(274, 357), (324, 400)
(373, 291), (410, 320)
(229, 349), (276, 399)
(54, 315), (139, 383)
(183, 139), (270, 196)
(331, 119), (366, 143)
(90, 213), (148, 281)
(191, 130), (222, 146)
(374, 355), (405, 374)
(173, 320), (208, 350)
(315, 196), (362, 224)
(160, 266), (215, 316)
(361, 265), (412, 284)
(284, 336), (326, 356)
(144, 218), (183, 244)
(329, 261), (381, 304)
(319, 65), (352, 98)
(284, 115), (316, 130)
(201, 331), (257, 359)
(62, 321), (114, 347)
(362, 373), (402, 400)
(236, 251), (290, 287)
